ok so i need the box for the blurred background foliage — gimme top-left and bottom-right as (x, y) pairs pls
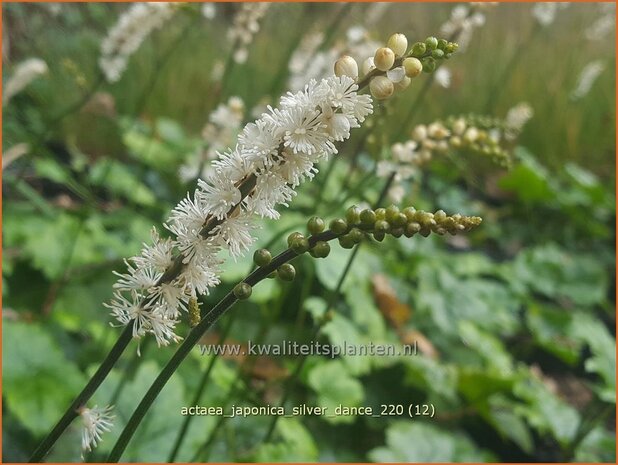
(2, 2), (616, 463)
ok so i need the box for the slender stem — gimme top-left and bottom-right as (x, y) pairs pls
(166, 312), (237, 462)
(107, 231), (338, 462)
(29, 325), (134, 462)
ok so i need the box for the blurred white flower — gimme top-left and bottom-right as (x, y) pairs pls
(585, 4), (615, 41)
(434, 67), (452, 88)
(3, 58), (48, 106)
(201, 3), (217, 20)
(532, 2), (569, 27)
(571, 60), (605, 101)
(99, 3), (176, 83)
(505, 102), (534, 140)
(228, 3), (270, 64)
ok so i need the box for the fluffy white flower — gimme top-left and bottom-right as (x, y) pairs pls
(79, 405), (114, 453)
(571, 60), (605, 101)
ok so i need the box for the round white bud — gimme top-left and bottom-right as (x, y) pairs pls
(374, 47), (395, 71)
(334, 55), (359, 79)
(369, 76), (394, 100)
(463, 127), (480, 143)
(402, 57), (423, 78)
(361, 57), (376, 75)
(387, 33), (408, 57)
(452, 118), (467, 135)
(328, 113), (351, 141)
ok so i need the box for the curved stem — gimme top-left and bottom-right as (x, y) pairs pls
(107, 231), (338, 462)
(29, 325), (134, 462)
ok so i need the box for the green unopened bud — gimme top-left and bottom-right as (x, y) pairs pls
(349, 228), (364, 243)
(233, 282), (252, 300)
(253, 249), (272, 267)
(291, 237), (310, 254)
(431, 49), (444, 59)
(402, 57), (423, 78)
(338, 234), (356, 249)
(345, 205), (361, 224)
(403, 206), (417, 221)
(385, 205), (401, 223)
(425, 36), (439, 50)
(287, 232), (304, 247)
(375, 208), (387, 221)
(373, 231), (386, 242)
(329, 218), (348, 235)
(421, 57), (436, 73)
(404, 222), (421, 237)
(437, 39), (448, 50)
(391, 227), (404, 238)
(360, 209), (377, 226)
(311, 241), (331, 258)
(391, 212), (408, 228)
(307, 216), (325, 235)
(374, 220), (390, 233)
(277, 264), (296, 281)
(411, 41), (426, 57)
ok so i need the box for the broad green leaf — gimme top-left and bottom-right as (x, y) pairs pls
(253, 418), (318, 462)
(3, 321), (86, 436)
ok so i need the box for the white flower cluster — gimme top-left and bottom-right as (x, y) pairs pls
(378, 115), (524, 203)
(179, 97), (246, 182)
(532, 2), (569, 27)
(107, 75), (372, 346)
(3, 58), (48, 107)
(228, 3), (270, 64)
(440, 3), (493, 52)
(99, 2), (176, 83)
(78, 405), (114, 453)
(571, 60), (605, 101)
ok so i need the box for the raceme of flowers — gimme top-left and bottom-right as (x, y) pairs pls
(106, 75), (373, 347)
(99, 2), (176, 83)
(228, 2), (270, 64)
(2, 57), (48, 106)
(378, 112), (527, 203)
(571, 60), (606, 101)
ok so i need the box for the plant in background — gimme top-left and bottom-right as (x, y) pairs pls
(2, 57), (48, 106)
(99, 2), (177, 83)
(228, 2), (270, 64)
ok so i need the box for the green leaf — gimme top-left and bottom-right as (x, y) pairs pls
(307, 360), (364, 424)
(3, 321), (86, 436)
(368, 421), (490, 462)
(253, 418), (318, 462)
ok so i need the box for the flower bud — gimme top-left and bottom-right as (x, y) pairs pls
(338, 234), (356, 249)
(360, 209), (377, 226)
(311, 241), (331, 258)
(253, 248), (272, 267)
(287, 232), (304, 247)
(334, 55), (359, 79)
(233, 282), (252, 300)
(402, 57), (423, 78)
(307, 216), (325, 235)
(361, 57), (376, 75)
(421, 57), (436, 73)
(370, 76), (394, 100)
(375, 208), (387, 220)
(411, 42), (426, 57)
(374, 47), (395, 71)
(411, 124), (427, 142)
(277, 264), (296, 282)
(345, 205), (361, 224)
(425, 36), (439, 50)
(329, 218), (348, 235)
(387, 33), (408, 57)
(291, 237), (310, 254)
